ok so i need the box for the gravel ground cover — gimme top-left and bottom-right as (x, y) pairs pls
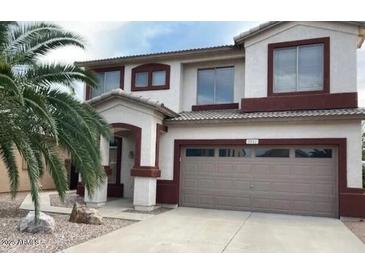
(343, 218), (365, 244)
(49, 193), (85, 208)
(0, 192), (135, 253)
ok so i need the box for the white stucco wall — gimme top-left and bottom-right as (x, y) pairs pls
(181, 58), (245, 111)
(244, 21), (359, 98)
(159, 119), (363, 188)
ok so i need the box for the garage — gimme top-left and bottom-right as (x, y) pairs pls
(179, 145), (338, 217)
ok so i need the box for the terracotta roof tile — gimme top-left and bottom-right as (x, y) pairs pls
(167, 108), (365, 123)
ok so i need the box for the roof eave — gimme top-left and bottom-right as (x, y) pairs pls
(165, 113), (365, 125)
(233, 21), (282, 45)
(75, 45), (242, 68)
(86, 90), (178, 118)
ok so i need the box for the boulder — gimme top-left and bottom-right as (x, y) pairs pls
(18, 211), (55, 234)
(69, 202), (103, 225)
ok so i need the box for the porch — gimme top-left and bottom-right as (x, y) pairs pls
(73, 90), (177, 211)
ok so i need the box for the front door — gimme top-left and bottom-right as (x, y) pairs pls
(107, 137), (123, 197)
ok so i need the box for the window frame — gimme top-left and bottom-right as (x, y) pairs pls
(196, 66), (235, 105)
(131, 63), (170, 91)
(86, 66), (124, 100)
(267, 37), (330, 96)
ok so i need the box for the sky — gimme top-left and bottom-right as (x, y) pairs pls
(46, 21), (365, 105)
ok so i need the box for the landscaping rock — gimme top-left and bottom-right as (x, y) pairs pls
(18, 211), (55, 234)
(69, 202), (103, 225)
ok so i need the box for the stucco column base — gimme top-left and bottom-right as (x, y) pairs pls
(84, 178), (108, 207)
(133, 177), (157, 211)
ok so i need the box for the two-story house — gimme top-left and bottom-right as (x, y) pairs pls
(75, 21), (365, 219)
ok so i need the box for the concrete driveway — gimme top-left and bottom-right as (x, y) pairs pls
(64, 207), (365, 252)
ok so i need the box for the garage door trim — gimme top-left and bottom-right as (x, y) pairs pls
(170, 138), (352, 218)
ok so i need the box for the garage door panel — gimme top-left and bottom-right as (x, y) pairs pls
(312, 183), (336, 194)
(269, 182), (314, 193)
(216, 196), (251, 207)
(180, 146), (338, 217)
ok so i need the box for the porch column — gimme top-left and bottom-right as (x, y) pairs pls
(133, 177), (157, 211)
(132, 122), (159, 211)
(84, 136), (109, 207)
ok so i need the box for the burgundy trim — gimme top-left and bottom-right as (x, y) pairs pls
(110, 123), (141, 168)
(241, 92), (358, 112)
(268, 37), (330, 96)
(156, 180), (178, 204)
(85, 86), (91, 100)
(131, 166), (161, 177)
(192, 103), (239, 111)
(85, 66), (125, 100)
(155, 124), (167, 167)
(131, 63), (170, 91)
(103, 165), (113, 176)
(76, 183), (84, 196)
(163, 138), (365, 218)
(111, 123), (163, 178)
(340, 193), (365, 218)
(107, 184), (124, 197)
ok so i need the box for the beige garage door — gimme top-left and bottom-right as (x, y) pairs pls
(180, 146), (338, 217)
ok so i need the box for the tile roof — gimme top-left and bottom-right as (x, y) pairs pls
(86, 89), (178, 118)
(75, 45), (239, 67)
(167, 108), (365, 123)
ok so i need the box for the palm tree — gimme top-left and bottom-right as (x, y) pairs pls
(0, 22), (111, 224)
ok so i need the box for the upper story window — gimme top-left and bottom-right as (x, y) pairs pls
(131, 63), (170, 91)
(87, 67), (124, 100)
(268, 37), (329, 95)
(197, 66), (234, 105)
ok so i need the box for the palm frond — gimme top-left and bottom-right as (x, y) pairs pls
(0, 141), (19, 197)
(26, 64), (97, 88)
(5, 22), (85, 64)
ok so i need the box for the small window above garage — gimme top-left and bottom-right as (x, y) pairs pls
(295, 148), (332, 158)
(219, 148), (251, 157)
(186, 148), (215, 157)
(255, 148), (290, 158)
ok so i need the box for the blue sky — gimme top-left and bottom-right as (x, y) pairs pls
(47, 21), (365, 104)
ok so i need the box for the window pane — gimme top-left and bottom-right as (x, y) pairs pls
(135, 72), (148, 87)
(152, 70), (166, 86)
(255, 148), (290, 158)
(197, 69), (215, 105)
(186, 148), (215, 157)
(215, 67), (234, 103)
(295, 148), (332, 158)
(92, 72), (105, 98)
(273, 47), (297, 93)
(104, 71), (120, 92)
(298, 44), (323, 91)
(219, 148), (250, 157)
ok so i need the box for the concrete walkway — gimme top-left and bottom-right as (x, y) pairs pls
(64, 207), (365, 253)
(19, 191), (154, 221)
